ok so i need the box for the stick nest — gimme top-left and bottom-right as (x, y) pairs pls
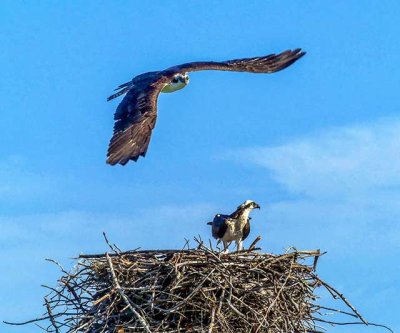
(19, 240), (376, 333)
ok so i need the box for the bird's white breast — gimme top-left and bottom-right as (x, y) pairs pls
(221, 219), (243, 242)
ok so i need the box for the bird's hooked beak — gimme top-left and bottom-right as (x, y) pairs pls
(254, 203), (261, 209)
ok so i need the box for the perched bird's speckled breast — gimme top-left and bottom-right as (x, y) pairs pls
(221, 215), (248, 242)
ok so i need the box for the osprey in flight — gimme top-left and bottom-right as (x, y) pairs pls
(106, 49), (305, 165)
(207, 200), (260, 253)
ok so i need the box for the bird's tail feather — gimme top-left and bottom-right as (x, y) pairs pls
(107, 81), (132, 101)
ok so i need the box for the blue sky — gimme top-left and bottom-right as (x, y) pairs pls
(1, 1), (399, 332)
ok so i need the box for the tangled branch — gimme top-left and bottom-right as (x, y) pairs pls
(4, 239), (393, 333)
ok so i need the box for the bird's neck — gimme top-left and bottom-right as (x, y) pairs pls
(237, 208), (252, 227)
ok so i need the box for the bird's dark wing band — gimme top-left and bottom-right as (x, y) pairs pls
(242, 220), (251, 241)
(168, 48), (305, 74)
(106, 77), (168, 165)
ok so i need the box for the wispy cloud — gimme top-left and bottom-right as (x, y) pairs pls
(229, 119), (400, 254)
(243, 119), (400, 199)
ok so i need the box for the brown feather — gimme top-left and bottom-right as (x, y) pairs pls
(106, 49), (305, 165)
(242, 220), (251, 241)
(167, 49), (305, 74)
(106, 74), (170, 165)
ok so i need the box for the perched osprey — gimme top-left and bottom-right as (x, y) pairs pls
(207, 200), (260, 253)
(106, 49), (305, 165)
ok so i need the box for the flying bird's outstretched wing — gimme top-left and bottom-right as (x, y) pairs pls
(107, 49), (305, 165)
(167, 48), (305, 75)
(106, 75), (170, 165)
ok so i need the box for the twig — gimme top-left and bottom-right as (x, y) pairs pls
(106, 253), (151, 333)
(249, 236), (262, 251)
(7, 240), (392, 333)
(314, 276), (368, 325)
(45, 297), (60, 333)
(103, 232), (121, 254)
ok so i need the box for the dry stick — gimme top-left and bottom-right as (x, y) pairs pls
(3, 315), (58, 326)
(208, 307), (216, 333)
(312, 304), (358, 318)
(208, 239), (214, 252)
(195, 236), (204, 249)
(45, 297), (60, 333)
(255, 260), (294, 333)
(314, 276), (368, 325)
(14, 246), (383, 332)
(41, 284), (75, 306)
(195, 242), (222, 263)
(313, 318), (394, 333)
(217, 289), (226, 314)
(103, 232), (121, 254)
(79, 249), (195, 259)
(182, 238), (191, 251)
(206, 270), (261, 320)
(45, 258), (74, 283)
(225, 283), (247, 318)
(166, 268), (216, 314)
(78, 237), (260, 259)
(105, 253), (151, 333)
(248, 236), (262, 251)
(60, 278), (86, 312)
(312, 249), (321, 271)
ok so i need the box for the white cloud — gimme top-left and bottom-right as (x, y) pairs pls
(232, 119), (400, 254)
(243, 119), (400, 200)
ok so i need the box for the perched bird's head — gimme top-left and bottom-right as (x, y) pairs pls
(161, 73), (189, 93)
(238, 200), (261, 210)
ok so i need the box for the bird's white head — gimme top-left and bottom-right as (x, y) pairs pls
(239, 200), (261, 211)
(161, 73), (189, 93)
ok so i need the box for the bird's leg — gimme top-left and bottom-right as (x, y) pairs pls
(222, 241), (230, 254)
(236, 240), (243, 252)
